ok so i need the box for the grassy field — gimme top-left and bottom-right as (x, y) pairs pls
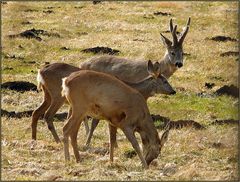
(1, 1), (239, 181)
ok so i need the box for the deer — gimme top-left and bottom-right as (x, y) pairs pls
(82, 17), (190, 146)
(61, 69), (170, 168)
(32, 60), (175, 143)
(31, 17), (190, 143)
(79, 17), (191, 80)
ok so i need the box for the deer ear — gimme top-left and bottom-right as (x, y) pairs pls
(160, 129), (169, 147)
(147, 60), (155, 76)
(153, 61), (161, 74)
(160, 33), (172, 48)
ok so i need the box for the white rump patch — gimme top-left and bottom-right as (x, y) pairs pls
(61, 77), (69, 97)
(36, 70), (45, 90)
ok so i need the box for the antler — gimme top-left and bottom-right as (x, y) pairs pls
(160, 33), (172, 47)
(179, 17), (191, 44)
(169, 19), (178, 46)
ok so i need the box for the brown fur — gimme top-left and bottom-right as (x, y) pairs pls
(62, 70), (167, 168)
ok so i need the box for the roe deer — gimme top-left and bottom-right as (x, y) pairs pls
(84, 60), (175, 146)
(32, 61), (175, 143)
(82, 17), (190, 146)
(61, 70), (170, 168)
(31, 63), (85, 143)
(79, 17), (191, 80)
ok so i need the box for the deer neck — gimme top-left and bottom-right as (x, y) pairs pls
(159, 51), (177, 79)
(123, 76), (155, 100)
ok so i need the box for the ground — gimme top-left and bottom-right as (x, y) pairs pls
(1, 1), (238, 181)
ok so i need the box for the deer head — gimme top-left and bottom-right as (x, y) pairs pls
(142, 121), (170, 165)
(147, 60), (176, 95)
(160, 17), (191, 68)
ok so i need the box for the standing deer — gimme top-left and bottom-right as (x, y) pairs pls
(61, 69), (170, 168)
(80, 17), (191, 80)
(31, 17), (190, 143)
(82, 17), (190, 145)
(32, 60), (174, 143)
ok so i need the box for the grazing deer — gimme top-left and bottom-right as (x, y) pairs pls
(80, 17), (191, 80)
(85, 60), (175, 146)
(32, 61), (175, 143)
(82, 17), (190, 146)
(61, 69), (170, 168)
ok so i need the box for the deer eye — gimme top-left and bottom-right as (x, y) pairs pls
(171, 51), (175, 56)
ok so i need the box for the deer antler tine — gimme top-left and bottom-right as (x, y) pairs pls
(160, 33), (172, 47)
(179, 17), (191, 44)
(187, 17), (191, 26)
(172, 25), (178, 46)
(169, 18), (173, 32)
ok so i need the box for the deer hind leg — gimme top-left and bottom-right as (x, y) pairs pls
(70, 118), (83, 162)
(63, 110), (85, 162)
(85, 118), (100, 147)
(31, 85), (51, 140)
(44, 97), (65, 143)
(109, 124), (117, 162)
(67, 107), (72, 119)
(122, 126), (148, 169)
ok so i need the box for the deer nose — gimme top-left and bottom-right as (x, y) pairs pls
(170, 90), (176, 95)
(175, 62), (183, 68)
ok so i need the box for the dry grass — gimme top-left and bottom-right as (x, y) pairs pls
(1, 1), (239, 181)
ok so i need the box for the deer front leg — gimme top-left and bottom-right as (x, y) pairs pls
(109, 124), (117, 162)
(122, 127), (148, 169)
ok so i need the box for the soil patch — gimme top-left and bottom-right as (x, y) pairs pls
(43, 10), (54, 14)
(4, 54), (24, 60)
(153, 11), (171, 16)
(215, 85), (239, 98)
(205, 82), (215, 89)
(1, 81), (37, 92)
(220, 51), (239, 57)
(1, 109), (67, 121)
(208, 35), (237, 42)
(8, 28), (60, 41)
(81, 46), (120, 55)
(211, 119), (239, 125)
(93, 0), (102, 4)
(151, 114), (206, 130)
(124, 149), (137, 159)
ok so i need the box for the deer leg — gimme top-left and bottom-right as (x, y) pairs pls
(122, 127), (148, 169)
(109, 124), (117, 162)
(85, 118), (100, 147)
(83, 117), (89, 136)
(70, 118), (83, 162)
(31, 86), (51, 140)
(63, 116), (77, 161)
(44, 98), (65, 143)
(67, 107), (72, 119)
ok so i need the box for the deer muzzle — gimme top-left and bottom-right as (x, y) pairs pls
(175, 62), (183, 68)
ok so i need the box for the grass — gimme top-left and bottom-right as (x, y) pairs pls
(1, 1), (239, 181)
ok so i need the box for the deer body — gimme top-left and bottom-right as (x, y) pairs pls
(62, 70), (169, 168)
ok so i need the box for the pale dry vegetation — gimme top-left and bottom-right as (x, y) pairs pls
(1, 1), (239, 181)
